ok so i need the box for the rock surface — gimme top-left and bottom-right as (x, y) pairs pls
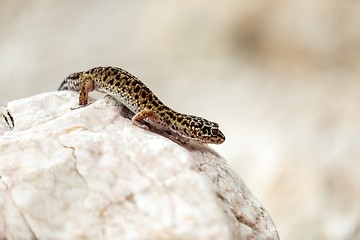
(0, 92), (279, 240)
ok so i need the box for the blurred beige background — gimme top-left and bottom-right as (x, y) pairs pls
(1, 1), (360, 239)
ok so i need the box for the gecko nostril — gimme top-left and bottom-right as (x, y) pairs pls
(211, 128), (218, 135)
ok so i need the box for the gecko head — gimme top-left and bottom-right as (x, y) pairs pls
(188, 116), (225, 144)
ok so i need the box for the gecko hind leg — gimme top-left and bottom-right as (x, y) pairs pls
(79, 76), (95, 105)
(71, 75), (95, 110)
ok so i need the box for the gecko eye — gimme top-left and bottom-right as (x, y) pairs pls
(211, 128), (219, 136)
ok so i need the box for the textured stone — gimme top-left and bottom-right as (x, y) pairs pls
(0, 92), (279, 240)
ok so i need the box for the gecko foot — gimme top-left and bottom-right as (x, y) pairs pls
(70, 100), (96, 110)
(131, 118), (150, 130)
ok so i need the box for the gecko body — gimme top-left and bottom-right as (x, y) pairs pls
(58, 66), (225, 144)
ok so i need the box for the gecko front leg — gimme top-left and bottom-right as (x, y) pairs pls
(131, 108), (158, 130)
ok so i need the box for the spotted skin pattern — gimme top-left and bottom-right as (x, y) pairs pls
(58, 66), (225, 144)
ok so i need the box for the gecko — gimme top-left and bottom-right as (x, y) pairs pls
(58, 66), (225, 144)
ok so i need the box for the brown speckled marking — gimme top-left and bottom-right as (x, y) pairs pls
(58, 66), (225, 144)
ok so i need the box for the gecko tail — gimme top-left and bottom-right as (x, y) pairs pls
(58, 71), (84, 91)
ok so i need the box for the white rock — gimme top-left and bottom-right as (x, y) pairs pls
(0, 92), (279, 240)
